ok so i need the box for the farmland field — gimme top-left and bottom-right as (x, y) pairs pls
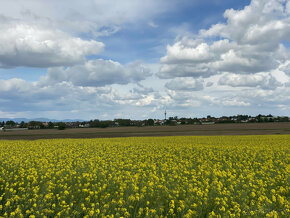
(1, 122), (290, 140)
(0, 135), (289, 217)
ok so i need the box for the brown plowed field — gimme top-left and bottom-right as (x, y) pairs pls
(1, 122), (290, 140)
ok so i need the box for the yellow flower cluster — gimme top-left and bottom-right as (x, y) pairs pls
(0, 135), (289, 217)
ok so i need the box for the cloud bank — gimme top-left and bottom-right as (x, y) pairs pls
(158, 0), (290, 82)
(0, 0), (289, 119)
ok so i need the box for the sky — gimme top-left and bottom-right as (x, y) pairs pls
(0, 0), (290, 120)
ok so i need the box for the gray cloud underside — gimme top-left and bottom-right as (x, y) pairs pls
(41, 59), (151, 87)
(218, 73), (282, 90)
(165, 77), (204, 91)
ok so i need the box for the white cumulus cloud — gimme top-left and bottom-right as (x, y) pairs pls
(158, 0), (290, 80)
(0, 16), (104, 68)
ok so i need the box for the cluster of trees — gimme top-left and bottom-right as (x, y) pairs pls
(205, 114), (290, 124)
(89, 120), (114, 128)
(88, 115), (289, 127)
(168, 117), (200, 125)
(88, 119), (155, 128)
(0, 121), (66, 130)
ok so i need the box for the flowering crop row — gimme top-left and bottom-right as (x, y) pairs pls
(0, 135), (289, 217)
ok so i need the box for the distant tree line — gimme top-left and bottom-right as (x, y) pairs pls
(0, 120), (65, 130)
(0, 114), (289, 130)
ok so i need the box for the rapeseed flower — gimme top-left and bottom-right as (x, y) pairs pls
(0, 135), (288, 217)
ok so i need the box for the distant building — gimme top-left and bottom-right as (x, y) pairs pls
(154, 119), (164, 125)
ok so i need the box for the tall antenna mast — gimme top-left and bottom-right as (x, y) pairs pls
(164, 109), (167, 120)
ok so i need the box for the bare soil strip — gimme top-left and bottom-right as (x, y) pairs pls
(0, 123), (289, 140)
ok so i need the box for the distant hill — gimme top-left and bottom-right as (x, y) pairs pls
(0, 118), (84, 123)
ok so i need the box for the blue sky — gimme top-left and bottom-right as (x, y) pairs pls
(0, 0), (289, 120)
(97, 0), (251, 64)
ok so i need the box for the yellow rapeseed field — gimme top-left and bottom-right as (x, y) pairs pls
(0, 135), (289, 217)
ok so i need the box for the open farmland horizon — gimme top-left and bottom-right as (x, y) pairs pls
(1, 122), (290, 140)
(1, 0), (290, 217)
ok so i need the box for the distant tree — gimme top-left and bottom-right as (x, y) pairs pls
(278, 116), (289, 122)
(236, 114), (248, 122)
(89, 119), (100, 127)
(6, 120), (16, 127)
(256, 114), (265, 122)
(80, 121), (87, 125)
(185, 118), (192, 124)
(165, 119), (177, 125)
(185, 118), (200, 124)
(57, 122), (66, 130)
(19, 121), (27, 128)
(179, 118), (187, 125)
(89, 119), (113, 128)
(28, 121), (44, 129)
(147, 119), (154, 126)
(48, 122), (54, 129)
(99, 121), (110, 128)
